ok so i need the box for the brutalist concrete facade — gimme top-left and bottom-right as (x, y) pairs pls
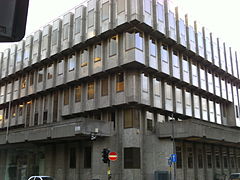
(0, 0), (240, 180)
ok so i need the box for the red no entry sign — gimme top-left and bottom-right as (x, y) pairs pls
(108, 152), (118, 161)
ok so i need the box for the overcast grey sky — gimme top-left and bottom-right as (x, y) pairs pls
(0, 0), (239, 54)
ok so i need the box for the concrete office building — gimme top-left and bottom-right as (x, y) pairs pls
(0, 0), (240, 180)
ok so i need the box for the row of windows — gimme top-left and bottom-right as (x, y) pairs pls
(176, 143), (240, 171)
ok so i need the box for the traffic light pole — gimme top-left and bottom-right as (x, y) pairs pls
(107, 161), (111, 180)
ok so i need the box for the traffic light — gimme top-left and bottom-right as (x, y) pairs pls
(102, 148), (110, 163)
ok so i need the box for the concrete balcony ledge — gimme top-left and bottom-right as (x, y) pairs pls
(156, 119), (240, 145)
(0, 118), (113, 145)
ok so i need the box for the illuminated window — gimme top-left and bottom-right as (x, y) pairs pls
(75, 85), (81, 102)
(29, 72), (34, 86)
(101, 78), (108, 96)
(64, 89), (69, 105)
(21, 76), (26, 89)
(19, 104), (24, 116)
(116, 72), (124, 92)
(124, 109), (139, 129)
(94, 43), (101, 62)
(80, 49), (88, 67)
(88, 82), (94, 100)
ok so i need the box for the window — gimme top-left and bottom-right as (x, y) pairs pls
(57, 60), (64, 75)
(68, 56), (75, 71)
(207, 153), (212, 168)
(215, 151), (220, 168)
(53, 92), (58, 122)
(231, 156), (235, 168)
(21, 76), (26, 89)
(236, 105), (239, 118)
(47, 64), (53, 79)
(88, 82), (94, 100)
(144, 0), (151, 13)
(142, 74), (148, 92)
(124, 148), (140, 169)
(157, 3), (164, 22)
(24, 48), (30, 60)
(176, 146), (182, 168)
(52, 29), (58, 45)
(43, 97), (48, 124)
(154, 78), (161, 97)
(69, 148), (76, 169)
(109, 36), (117, 56)
(198, 149), (203, 168)
(117, 0), (125, 13)
(75, 85), (81, 102)
(11, 106), (16, 117)
(161, 44), (168, 62)
(101, 78), (108, 96)
(80, 49), (88, 67)
(116, 72), (124, 92)
(150, 38), (156, 57)
(102, 2), (109, 21)
(38, 68), (43, 83)
(188, 147), (193, 168)
(19, 104), (23, 116)
(126, 31), (135, 50)
(16, 51), (22, 62)
(30, 72), (34, 86)
(26, 101), (32, 126)
(135, 32), (143, 50)
(42, 35), (48, 49)
(0, 109), (3, 122)
(75, 17), (81, 34)
(124, 109), (139, 129)
(63, 24), (69, 40)
(223, 154), (228, 169)
(146, 111), (153, 131)
(64, 89), (69, 105)
(88, 10), (94, 28)
(94, 43), (101, 62)
(84, 147), (92, 168)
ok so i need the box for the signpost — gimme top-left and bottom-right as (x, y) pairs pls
(171, 154), (177, 163)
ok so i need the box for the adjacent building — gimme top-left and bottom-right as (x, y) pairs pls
(0, 0), (239, 180)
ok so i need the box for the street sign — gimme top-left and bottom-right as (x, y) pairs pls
(108, 152), (118, 161)
(171, 154), (177, 163)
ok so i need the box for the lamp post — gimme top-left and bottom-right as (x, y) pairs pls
(169, 114), (176, 180)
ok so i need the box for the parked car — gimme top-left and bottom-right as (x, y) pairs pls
(229, 173), (240, 180)
(27, 176), (54, 180)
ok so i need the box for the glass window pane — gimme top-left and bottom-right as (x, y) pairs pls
(88, 10), (94, 28)
(101, 78), (108, 96)
(116, 72), (124, 92)
(75, 85), (81, 102)
(102, 2), (109, 21)
(88, 82), (94, 99)
(109, 36), (117, 56)
(64, 89), (69, 105)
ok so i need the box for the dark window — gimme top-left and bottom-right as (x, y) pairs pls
(198, 150), (203, 168)
(124, 147), (141, 169)
(75, 85), (81, 102)
(26, 101), (31, 126)
(223, 155), (228, 169)
(236, 105), (239, 118)
(231, 156), (235, 168)
(207, 154), (212, 168)
(216, 155), (220, 168)
(34, 113), (38, 126)
(237, 157), (240, 168)
(47, 64), (53, 79)
(19, 104), (23, 116)
(124, 109), (139, 129)
(111, 112), (116, 130)
(87, 82), (94, 100)
(69, 148), (76, 169)
(84, 147), (92, 168)
(53, 92), (58, 122)
(147, 119), (153, 131)
(176, 146), (182, 168)
(188, 147), (193, 168)
(116, 72), (124, 92)
(43, 111), (48, 124)
(101, 78), (108, 96)
(38, 68), (43, 83)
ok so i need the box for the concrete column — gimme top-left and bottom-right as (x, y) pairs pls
(54, 144), (67, 180)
